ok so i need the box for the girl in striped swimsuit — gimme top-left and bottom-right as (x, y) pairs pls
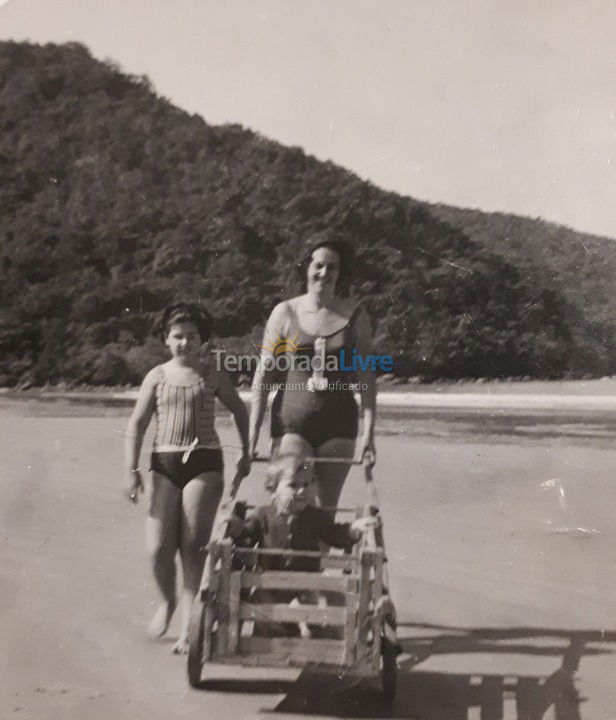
(125, 303), (250, 655)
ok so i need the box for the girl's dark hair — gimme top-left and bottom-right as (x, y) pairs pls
(156, 303), (213, 343)
(296, 235), (354, 296)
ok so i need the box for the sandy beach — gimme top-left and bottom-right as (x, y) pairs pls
(2, 392), (616, 719)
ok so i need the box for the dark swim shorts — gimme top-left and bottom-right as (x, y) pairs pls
(150, 448), (224, 490)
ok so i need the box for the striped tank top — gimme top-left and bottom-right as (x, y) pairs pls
(150, 364), (220, 452)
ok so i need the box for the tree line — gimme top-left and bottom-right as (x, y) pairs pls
(1, 41), (615, 387)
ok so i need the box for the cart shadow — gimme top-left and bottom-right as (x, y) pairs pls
(258, 625), (614, 718)
(197, 678), (297, 694)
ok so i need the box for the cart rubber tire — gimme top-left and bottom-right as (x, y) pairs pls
(187, 597), (206, 687)
(380, 636), (398, 701)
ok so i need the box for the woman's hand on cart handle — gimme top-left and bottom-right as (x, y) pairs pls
(351, 514), (380, 539)
(251, 452), (272, 463)
(229, 462), (248, 499)
(124, 468), (144, 504)
(361, 437), (377, 468)
(222, 502), (247, 539)
(248, 432), (260, 460)
(236, 451), (252, 479)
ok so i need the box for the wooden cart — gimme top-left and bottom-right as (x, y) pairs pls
(187, 460), (399, 700)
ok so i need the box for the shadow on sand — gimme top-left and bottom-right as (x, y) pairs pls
(197, 625), (615, 719)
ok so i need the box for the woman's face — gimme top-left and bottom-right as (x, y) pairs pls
(306, 246), (341, 295)
(164, 321), (202, 360)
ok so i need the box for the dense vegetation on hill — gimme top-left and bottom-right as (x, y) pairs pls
(1, 41), (615, 386)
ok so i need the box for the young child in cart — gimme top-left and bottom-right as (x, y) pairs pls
(226, 453), (378, 637)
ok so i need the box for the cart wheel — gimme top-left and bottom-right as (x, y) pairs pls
(187, 597), (207, 687)
(380, 636), (398, 701)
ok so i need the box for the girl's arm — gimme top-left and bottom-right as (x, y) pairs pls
(124, 371), (157, 503)
(249, 302), (288, 456)
(214, 366), (251, 481)
(353, 307), (377, 463)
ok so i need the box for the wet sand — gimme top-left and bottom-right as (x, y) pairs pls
(1, 396), (616, 719)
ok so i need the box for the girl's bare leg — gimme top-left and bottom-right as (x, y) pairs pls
(146, 472), (182, 637)
(173, 472), (223, 654)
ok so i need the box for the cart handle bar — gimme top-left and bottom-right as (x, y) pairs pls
(251, 454), (373, 466)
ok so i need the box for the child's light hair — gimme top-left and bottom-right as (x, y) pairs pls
(265, 453), (314, 493)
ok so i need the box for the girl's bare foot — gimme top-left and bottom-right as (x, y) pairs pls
(172, 636), (189, 655)
(148, 601), (175, 638)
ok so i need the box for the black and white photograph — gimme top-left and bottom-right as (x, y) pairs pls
(1, 1), (616, 718)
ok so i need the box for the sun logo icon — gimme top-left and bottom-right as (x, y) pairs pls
(258, 331), (307, 357)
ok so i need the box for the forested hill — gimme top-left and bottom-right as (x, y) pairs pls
(1, 41), (615, 387)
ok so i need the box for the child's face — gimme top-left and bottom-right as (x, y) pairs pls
(273, 461), (316, 515)
(165, 321), (202, 360)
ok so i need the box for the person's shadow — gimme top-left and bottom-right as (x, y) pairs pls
(198, 624), (615, 719)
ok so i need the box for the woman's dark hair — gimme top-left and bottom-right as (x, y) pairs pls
(296, 236), (354, 296)
(156, 303), (213, 343)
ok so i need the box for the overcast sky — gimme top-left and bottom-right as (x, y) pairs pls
(2, 0), (615, 238)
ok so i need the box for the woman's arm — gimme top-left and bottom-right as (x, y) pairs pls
(248, 302), (288, 456)
(353, 307), (377, 462)
(124, 371), (157, 503)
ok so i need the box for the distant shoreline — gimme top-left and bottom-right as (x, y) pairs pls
(3, 377), (615, 412)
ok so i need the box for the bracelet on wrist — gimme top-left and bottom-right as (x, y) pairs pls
(129, 467), (142, 473)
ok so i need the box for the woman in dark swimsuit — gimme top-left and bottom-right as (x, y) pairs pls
(249, 239), (376, 512)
